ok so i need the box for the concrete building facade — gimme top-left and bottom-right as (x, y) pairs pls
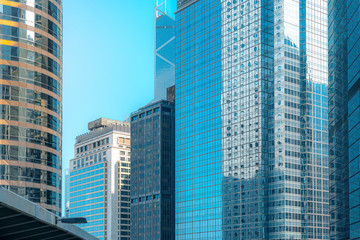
(69, 118), (131, 240)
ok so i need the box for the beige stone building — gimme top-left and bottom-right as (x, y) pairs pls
(69, 118), (131, 240)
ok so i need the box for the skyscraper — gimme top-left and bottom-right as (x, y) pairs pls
(69, 118), (131, 240)
(0, 0), (63, 215)
(130, 98), (175, 240)
(129, 1), (176, 239)
(328, 0), (360, 239)
(175, 0), (329, 239)
(153, 0), (175, 101)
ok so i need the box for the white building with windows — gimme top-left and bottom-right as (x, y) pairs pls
(69, 118), (131, 240)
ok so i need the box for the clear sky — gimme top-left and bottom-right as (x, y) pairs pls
(62, 0), (176, 172)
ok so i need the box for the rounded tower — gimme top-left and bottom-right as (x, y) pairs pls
(0, 0), (63, 215)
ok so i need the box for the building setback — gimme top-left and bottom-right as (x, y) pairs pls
(0, 0), (63, 215)
(328, 0), (360, 239)
(175, 0), (329, 239)
(130, 99), (175, 240)
(69, 118), (131, 240)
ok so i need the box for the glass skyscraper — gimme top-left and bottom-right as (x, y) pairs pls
(175, 0), (329, 239)
(153, 0), (175, 102)
(130, 2), (176, 239)
(0, 0), (63, 215)
(130, 99), (175, 240)
(328, 0), (360, 239)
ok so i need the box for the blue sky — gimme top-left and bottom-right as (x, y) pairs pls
(62, 0), (176, 175)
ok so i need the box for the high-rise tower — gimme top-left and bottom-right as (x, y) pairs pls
(130, 1), (176, 239)
(328, 0), (360, 239)
(153, 0), (175, 101)
(0, 0), (63, 215)
(130, 98), (175, 240)
(69, 118), (131, 240)
(175, 0), (329, 239)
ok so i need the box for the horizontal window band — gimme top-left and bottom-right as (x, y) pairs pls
(1, 0), (62, 27)
(0, 99), (61, 120)
(0, 26), (62, 60)
(0, 39), (61, 64)
(1, 5), (62, 42)
(0, 45), (61, 78)
(0, 144), (60, 169)
(0, 64), (61, 95)
(0, 79), (61, 101)
(0, 119), (61, 138)
(0, 123), (61, 151)
(0, 162), (61, 187)
(0, 20), (61, 47)
(0, 179), (61, 193)
(0, 104), (61, 133)
(0, 84), (62, 114)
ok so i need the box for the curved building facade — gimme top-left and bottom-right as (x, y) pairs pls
(0, 0), (62, 215)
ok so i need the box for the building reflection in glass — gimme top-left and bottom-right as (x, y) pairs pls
(175, 0), (329, 239)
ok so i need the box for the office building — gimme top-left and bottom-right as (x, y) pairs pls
(328, 0), (360, 239)
(129, 1), (176, 239)
(175, 0), (329, 239)
(153, 0), (175, 101)
(0, 0), (63, 215)
(130, 97), (175, 240)
(69, 118), (131, 240)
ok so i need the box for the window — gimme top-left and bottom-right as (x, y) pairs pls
(97, 141), (101, 147)
(163, 107), (171, 112)
(93, 143), (96, 148)
(131, 116), (138, 121)
(106, 138), (109, 144)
